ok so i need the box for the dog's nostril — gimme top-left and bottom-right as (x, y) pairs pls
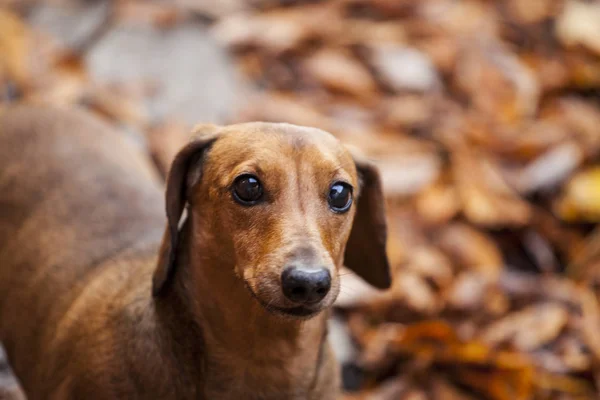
(281, 267), (331, 304)
(292, 287), (307, 296)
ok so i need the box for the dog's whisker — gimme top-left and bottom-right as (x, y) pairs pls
(338, 286), (361, 295)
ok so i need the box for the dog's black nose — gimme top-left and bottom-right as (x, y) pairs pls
(281, 267), (331, 304)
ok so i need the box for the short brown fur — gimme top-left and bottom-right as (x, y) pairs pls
(0, 106), (390, 399)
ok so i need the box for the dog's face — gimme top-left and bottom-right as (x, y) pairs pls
(153, 122), (390, 319)
(191, 125), (358, 317)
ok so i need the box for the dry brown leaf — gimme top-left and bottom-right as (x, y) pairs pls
(565, 51), (600, 90)
(304, 49), (377, 98)
(346, 378), (409, 400)
(21, 51), (89, 106)
(83, 84), (147, 127)
(402, 389), (427, 400)
(431, 378), (476, 400)
(555, 167), (600, 222)
(391, 320), (535, 372)
(417, 36), (459, 74)
(404, 246), (454, 290)
(505, 0), (559, 24)
(403, 319), (459, 342)
(556, 0), (600, 56)
(540, 336), (592, 373)
(522, 52), (570, 92)
(379, 94), (432, 129)
(384, 206), (429, 268)
(446, 272), (491, 311)
(535, 371), (596, 397)
(360, 323), (405, 369)
(175, 0), (248, 19)
(415, 178), (460, 225)
(579, 288), (600, 362)
(213, 4), (341, 53)
(371, 45), (440, 92)
(337, 20), (407, 47)
(481, 303), (569, 351)
(145, 120), (191, 179)
(235, 92), (333, 130)
(0, 8), (30, 88)
(455, 41), (540, 124)
(558, 98), (600, 159)
(516, 141), (583, 194)
(452, 147), (532, 226)
(212, 12), (309, 52)
(422, 0), (499, 37)
(436, 223), (503, 280)
(454, 367), (533, 400)
(466, 117), (568, 161)
(377, 153), (441, 197)
(344, 0), (417, 19)
(393, 272), (440, 315)
(115, 1), (184, 28)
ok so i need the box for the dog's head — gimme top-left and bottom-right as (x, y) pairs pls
(153, 122), (390, 318)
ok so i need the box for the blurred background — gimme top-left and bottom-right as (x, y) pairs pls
(1, 0), (600, 399)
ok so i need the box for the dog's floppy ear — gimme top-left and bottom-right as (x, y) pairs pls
(152, 124), (221, 296)
(343, 147), (391, 289)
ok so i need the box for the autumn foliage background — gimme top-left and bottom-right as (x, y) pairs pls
(1, 0), (600, 399)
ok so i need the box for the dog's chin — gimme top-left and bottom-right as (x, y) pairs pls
(243, 281), (326, 320)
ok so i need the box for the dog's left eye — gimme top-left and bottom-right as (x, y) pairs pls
(232, 174), (263, 205)
(328, 182), (353, 213)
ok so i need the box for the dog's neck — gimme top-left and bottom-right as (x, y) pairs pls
(157, 222), (331, 398)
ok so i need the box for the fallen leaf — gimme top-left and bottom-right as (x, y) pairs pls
(370, 45), (440, 92)
(404, 246), (454, 290)
(481, 303), (569, 351)
(555, 167), (600, 222)
(455, 40), (540, 123)
(304, 49), (377, 98)
(145, 120), (191, 179)
(0, 8), (30, 87)
(446, 272), (491, 311)
(556, 0), (600, 56)
(452, 147), (532, 227)
(437, 223), (503, 280)
(415, 177), (460, 225)
(516, 141), (584, 194)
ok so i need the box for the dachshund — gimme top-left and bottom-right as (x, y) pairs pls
(0, 105), (390, 399)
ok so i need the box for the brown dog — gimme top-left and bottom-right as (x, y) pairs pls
(0, 105), (390, 399)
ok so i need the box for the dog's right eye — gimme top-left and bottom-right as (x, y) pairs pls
(232, 174), (263, 205)
(328, 182), (353, 213)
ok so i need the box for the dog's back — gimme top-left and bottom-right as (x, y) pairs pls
(0, 106), (165, 395)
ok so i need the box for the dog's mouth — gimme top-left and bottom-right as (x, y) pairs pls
(264, 303), (320, 318)
(243, 281), (322, 319)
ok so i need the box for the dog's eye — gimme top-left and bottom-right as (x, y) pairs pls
(328, 182), (353, 213)
(232, 174), (263, 205)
